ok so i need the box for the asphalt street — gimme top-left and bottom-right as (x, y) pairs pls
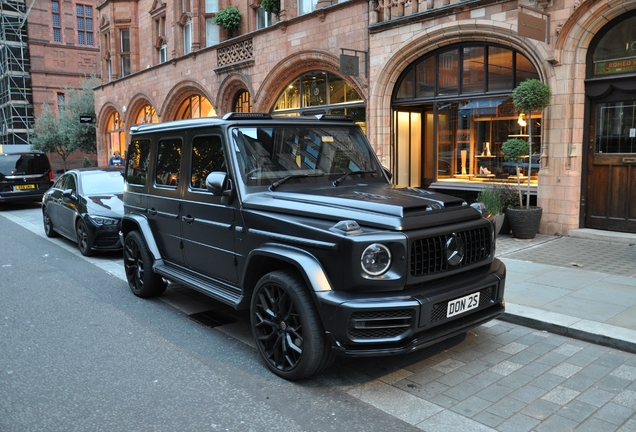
(1, 203), (635, 432)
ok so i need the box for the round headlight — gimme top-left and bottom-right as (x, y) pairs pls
(360, 243), (392, 276)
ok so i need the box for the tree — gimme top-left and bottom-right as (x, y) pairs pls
(511, 79), (552, 209)
(31, 76), (99, 171)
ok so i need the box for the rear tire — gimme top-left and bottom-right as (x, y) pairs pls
(123, 230), (166, 298)
(250, 269), (331, 380)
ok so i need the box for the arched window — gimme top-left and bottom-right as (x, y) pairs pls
(272, 71), (366, 132)
(106, 111), (125, 160)
(234, 90), (252, 112)
(175, 95), (216, 120)
(135, 105), (158, 124)
(591, 15), (636, 77)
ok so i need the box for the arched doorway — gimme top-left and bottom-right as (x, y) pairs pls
(392, 43), (540, 189)
(584, 13), (636, 233)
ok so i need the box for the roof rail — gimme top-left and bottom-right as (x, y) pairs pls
(222, 112), (272, 120)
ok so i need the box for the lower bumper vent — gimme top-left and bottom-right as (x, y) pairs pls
(348, 309), (413, 340)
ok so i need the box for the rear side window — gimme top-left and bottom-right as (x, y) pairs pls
(125, 139), (151, 185)
(0, 154), (50, 176)
(155, 138), (182, 188)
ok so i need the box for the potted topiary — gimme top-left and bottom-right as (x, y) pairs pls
(213, 6), (241, 37)
(501, 78), (552, 239)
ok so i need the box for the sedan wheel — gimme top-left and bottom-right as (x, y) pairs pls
(250, 270), (333, 380)
(123, 231), (166, 298)
(42, 207), (58, 238)
(76, 219), (94, 256)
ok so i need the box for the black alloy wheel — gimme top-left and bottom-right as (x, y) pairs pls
(76, 219), (94, 256)
(42, 207), (58, 238)
(123, 230), (166, 298)
(250, 270), (333, 380)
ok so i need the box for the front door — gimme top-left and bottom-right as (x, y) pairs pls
(586, 99), (636, 232)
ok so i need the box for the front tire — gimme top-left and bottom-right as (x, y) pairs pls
(250, 270), (332, 380)
(42, 207), (58, 238)
(123, 230), (166, 298)
(76, 219), (94, 256)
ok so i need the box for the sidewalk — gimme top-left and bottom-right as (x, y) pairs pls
(496, 229), (636, 354)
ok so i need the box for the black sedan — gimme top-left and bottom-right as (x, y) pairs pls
(42, 168), (124, 256)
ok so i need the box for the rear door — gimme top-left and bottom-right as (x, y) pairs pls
(147, 137), (186, 266)
(180, 133), (238, 284)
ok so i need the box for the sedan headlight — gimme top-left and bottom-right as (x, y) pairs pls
(89, 215), (120, 225)
(360, 243), (392, 276)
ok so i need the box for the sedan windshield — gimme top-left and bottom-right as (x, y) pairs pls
(81, 171), (124, 195)
(230, 125), (380, 186)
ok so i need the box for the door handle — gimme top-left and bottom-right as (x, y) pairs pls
(148, 208), (157, 216)
(622, 157), (636, 163)
(182, 215), (194, 223)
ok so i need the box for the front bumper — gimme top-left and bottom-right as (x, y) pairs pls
(315, 259), (506, 357)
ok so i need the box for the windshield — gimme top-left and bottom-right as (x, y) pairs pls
(230, 125), (381, 187)
(81, 171), (124, 195)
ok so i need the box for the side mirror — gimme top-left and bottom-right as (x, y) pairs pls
(383, 167), (393, 181)
(62, 189), (75, 199)
(205, 172), (231, 196)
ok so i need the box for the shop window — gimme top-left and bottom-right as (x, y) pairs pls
(392, 43), (541, 188)
(135, 105), (159, 124)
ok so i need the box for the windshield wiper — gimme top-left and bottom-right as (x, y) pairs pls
(332, 170), (376, 187)
(269, 173), (324, 191)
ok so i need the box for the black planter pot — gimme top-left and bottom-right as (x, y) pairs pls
(506, 206), (542, 239)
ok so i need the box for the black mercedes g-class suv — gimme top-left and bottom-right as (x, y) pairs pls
(120, 113), (506, 380)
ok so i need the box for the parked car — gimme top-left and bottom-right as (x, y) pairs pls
(42, 167), (124, 256)
(120, 113), (506, 380)
(0, 151), (54, 204)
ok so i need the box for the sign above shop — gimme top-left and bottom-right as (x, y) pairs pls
(340, 54), (359, 77)
(517, 6), (549, 44)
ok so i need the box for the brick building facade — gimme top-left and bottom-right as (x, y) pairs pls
(27, 0), (101, 172)
(92, 0), (636, 235)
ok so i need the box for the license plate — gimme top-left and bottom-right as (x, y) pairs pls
(15, 184), (35, 190)
(447, 292), (480, 318)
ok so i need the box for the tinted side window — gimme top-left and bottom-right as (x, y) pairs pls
(125, 139), (151, 185)
(191, 136), (225, 190)
(155, 138), (182, 188)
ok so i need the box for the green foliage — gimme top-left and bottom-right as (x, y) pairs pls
(476, 186), (503, 215)
(82, 157), (92, 167)
(213, 6), (241, 33)
(31, 76), (99, 171)
(501, 138), (528, 162)
(512, 79), (552, 114)
(260, 0), (280, 16)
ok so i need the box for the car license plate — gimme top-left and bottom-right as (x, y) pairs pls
(447, 292), (480, 318)
(15, 184), (35, 190)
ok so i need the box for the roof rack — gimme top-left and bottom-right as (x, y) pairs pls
(315, 114), (353, 122)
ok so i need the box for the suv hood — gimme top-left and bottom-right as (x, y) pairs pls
(243, 184), (480, 230)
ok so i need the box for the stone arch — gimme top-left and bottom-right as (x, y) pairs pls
(216, 73), (254, 115)
(160, 79), (215, 121)
(255, 50), (368, 112)
(368, 20), (557, 161)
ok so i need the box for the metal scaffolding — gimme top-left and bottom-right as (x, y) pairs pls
(0, 0), (34, 149)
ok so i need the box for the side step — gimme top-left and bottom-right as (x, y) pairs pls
(155, 263), (246, 309)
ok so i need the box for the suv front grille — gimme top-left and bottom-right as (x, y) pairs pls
(430, 285), (495, 323)
(410, 227), (491, 276)
(348, 309), (413, 340)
